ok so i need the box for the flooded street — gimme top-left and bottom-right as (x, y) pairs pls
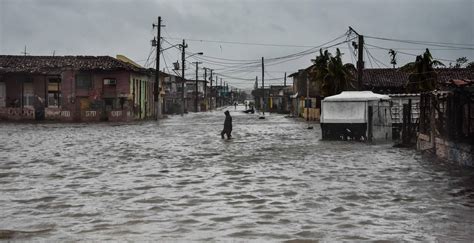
(1, 106), (473, 242)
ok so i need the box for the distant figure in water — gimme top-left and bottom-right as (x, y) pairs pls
(221, 110), (232, 139)
(234, 102), (237, 110)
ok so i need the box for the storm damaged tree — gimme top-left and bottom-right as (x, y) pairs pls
(309, 48), (356, 97)
(401, 48), (445, 93)
(467, 62), (474, 69)
(389, 49), (397, 68)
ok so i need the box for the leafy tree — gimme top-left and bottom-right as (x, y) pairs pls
(401, 48), (445, 92)
(453, 57), (468, 68)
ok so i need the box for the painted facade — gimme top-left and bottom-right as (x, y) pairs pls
(0, 55), (162, 122)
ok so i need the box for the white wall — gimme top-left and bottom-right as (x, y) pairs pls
(321, 101), (367, 123)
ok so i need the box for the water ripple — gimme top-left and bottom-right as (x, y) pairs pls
(0, 106), (473, 241)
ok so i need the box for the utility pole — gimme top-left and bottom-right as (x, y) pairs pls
(152, 16), (164, 119)
(215, 74), (218, 108)
(210, 69), (213, 110)
(21, 45), (29, 56)
(193, 62), (202, 112)
(203, 67), (208, 110)
(180, 39), (187, 115)
(255, 76), (258, 108)
(349, 26), (364, 90)
(262, 57), (265, 115)
(306, 76), (310, 121)
(284, 72), (287, 86)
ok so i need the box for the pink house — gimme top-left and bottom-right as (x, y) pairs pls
(0, 55), (167, 122)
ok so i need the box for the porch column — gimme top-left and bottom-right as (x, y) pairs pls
(44, 76), (48, 107)
(21, 77), (24, 112)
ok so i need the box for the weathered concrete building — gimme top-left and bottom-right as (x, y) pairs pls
(268, 85), (292, 114)
(288, 66), (321, 120)
(0, 55), (165, 122)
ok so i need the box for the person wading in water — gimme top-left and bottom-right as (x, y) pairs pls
(221, 110), (232, 139)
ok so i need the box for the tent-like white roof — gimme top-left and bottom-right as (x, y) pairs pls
(323, 91), (390, 102)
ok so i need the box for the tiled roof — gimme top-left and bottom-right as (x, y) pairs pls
(362, 68), (474, 88)
(444, 79), (474, 87)
(0, 55), (147, 74)
(436, 69), (474, 83)
(362, 69), (409, 88)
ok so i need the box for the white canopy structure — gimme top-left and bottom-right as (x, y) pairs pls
(323, 91), (390, 102)
(320, 91), (392, 142)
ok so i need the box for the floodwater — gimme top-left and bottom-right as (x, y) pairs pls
(1, 106), (473, 242)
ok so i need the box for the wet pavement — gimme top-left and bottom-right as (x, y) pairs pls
(1, 105), (473, 241)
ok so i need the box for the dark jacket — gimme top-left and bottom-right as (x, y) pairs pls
(223, 112), (232, 131)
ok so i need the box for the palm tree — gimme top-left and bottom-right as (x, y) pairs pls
(309, 48), (356, 97)
(401, 48), (445, 92)
(323, 48), (356, 96)
(309, 49), (330, 96)
(389, 49), (397, 68)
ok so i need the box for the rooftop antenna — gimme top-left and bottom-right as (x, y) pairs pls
(21, 45), (29, 56)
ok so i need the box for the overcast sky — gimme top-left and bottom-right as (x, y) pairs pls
(1, 0), (473, 89)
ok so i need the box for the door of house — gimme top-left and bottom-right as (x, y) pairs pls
(0, 82), (5, 107)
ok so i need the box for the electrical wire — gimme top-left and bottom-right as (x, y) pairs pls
(364, 43), (457, 63)
(164, 36), (340, 48)
(365, 35), (474, 48)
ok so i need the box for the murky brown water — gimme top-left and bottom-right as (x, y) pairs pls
(1, 106), (473, 241)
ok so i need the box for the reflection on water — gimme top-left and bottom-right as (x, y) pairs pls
(1, 106), (473, 241)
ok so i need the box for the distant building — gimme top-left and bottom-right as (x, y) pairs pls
(0, 55), (167, 122)
(162, 74), (209, 113)
(185, 79), (208, 112)
(268, 85), (292, 114)
(287, 66), (474, 120)
(288, 66), (321, 120)
(163, 74), (183, 114)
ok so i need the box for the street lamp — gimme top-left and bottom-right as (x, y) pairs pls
(188, 52), (204, 57)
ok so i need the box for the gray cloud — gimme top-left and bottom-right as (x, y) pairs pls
(1, 0), (473, 89)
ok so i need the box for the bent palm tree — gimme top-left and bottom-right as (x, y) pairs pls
(309, 48), (356, 97)
(401, 48), (444, 92)
(323, 48), (356, 96)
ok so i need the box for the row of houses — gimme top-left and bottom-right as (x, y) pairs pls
(0, 55), (239, 122)
(254, 67), (473, 118)
(252, 65), (473, 166)
(162, 73), (239, 114)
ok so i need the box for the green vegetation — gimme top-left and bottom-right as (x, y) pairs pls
(401, 48), (444, 92)
(309, 48), (356, 97)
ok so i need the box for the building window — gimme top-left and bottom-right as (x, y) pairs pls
(103, 78), (117, 85)
(48, 92), (61, 107)
(23, 82), (34, 107)
(48, 78), (61, 107)
(104, 98), (118, 111)
(76, 73), (92, 89)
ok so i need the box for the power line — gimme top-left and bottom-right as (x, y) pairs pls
(365, 43), (458, 63)
(163, 36), (337, 48)
(365, 35), (474, 50)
